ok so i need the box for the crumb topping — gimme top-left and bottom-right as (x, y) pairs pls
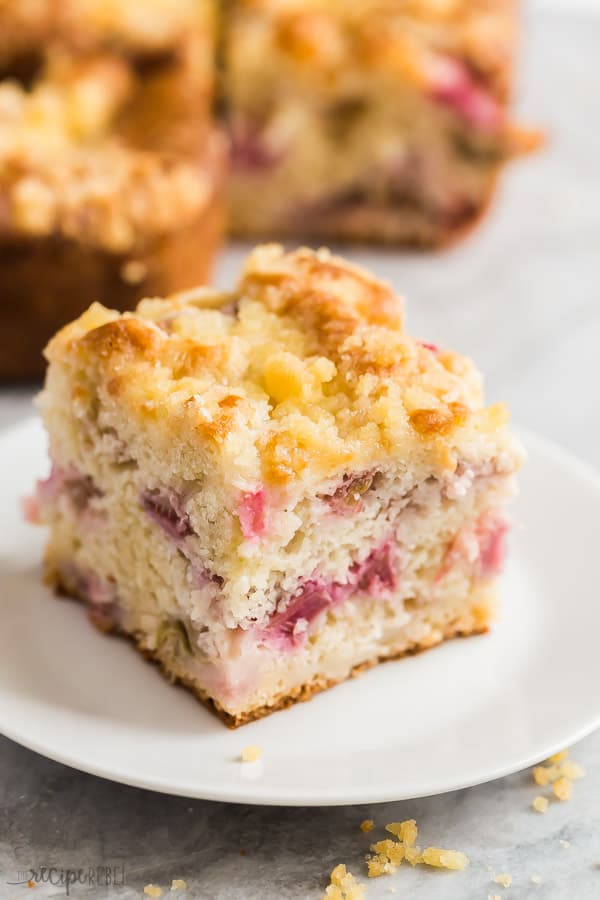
(322, 864), (366, 900)
(530, 749), (584, 809)
(552, 777), (572, 802)
(0, 0), (211, 61)
(0, 54), (218, 249)
(45, 245), (521, 492)
(228, 0), (517, 102)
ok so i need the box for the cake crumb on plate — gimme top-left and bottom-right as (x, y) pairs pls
(241, 745), (263, 762)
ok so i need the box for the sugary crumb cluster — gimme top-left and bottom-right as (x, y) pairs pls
(321, 748), (587, 897)
(47, 244), (512, 491)
(0, 55), (214, 251)
(366, 819), (468, 878)
(324, 818), (468, 898)
(531, 748), (584, 810)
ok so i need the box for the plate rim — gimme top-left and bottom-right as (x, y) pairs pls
(1, 417), (600, 806)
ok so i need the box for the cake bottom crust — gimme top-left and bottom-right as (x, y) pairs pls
(51, 571), (489, 729)
(209, 621), (487, 729)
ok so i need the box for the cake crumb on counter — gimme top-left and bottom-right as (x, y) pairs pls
(559, 839), (571, 849)
(548, 750), (569, 764)
(360, 819), (375, 833)
(553, 777), (573, 801)
(561, 760), (584, 779)
(531, 874), (543, 884)
(143, 886), (162, 898)
(322, 863), (365, 900)
(170, 880), (187, 891)
(533, 749), (584, 788)
(421, 848), (468, 870)
(493, 873), (512, 888)
(366, 819), (468, 878)
(531, 748), (583, 807)
(241, 745), (263, 762)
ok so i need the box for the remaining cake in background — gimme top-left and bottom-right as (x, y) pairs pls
(224, 0), (538, 245)
(0, 0), (224, 379)
(31, 244), (523, 726)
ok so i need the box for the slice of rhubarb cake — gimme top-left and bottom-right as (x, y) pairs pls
(33, 245), (523, 725)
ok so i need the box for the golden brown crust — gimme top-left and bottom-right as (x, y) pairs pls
(52, 568), (487, 728)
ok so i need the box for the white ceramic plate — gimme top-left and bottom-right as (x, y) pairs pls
(1, 418), (599, 806)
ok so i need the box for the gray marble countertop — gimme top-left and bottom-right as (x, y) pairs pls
(1, 6), (600, 899)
